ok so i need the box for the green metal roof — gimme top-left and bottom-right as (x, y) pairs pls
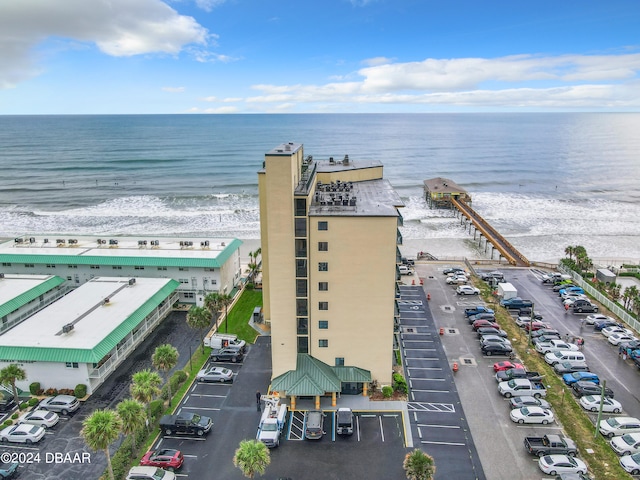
(0, 279), (179, 363)
(0, 276), (66, 319)
(271, 354), (370, 396)
(0, 239), (243, 269)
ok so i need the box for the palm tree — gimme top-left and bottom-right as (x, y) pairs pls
(564, 246), (574, 261)
(204, 292), (221, 316)
(187, 305), (212, 354)
(81, 409), (122, 480)
(152, 344), (179, 406)
(218, 292), (233, 334)
(116, 399), (146, 457)
(403, 449), (436, 480)
(625, 285), (638, 311)
(0, 364), (26, 403)
(233, 439), (271, 479)
(130, 369), (162, 430)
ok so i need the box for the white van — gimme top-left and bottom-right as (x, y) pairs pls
(599, 417), (640, 438)
(544, 350), (586, 366)
(398, 265), (413, 276)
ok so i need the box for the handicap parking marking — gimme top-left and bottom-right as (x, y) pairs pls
(408, 402), (455, 413)
(286, 410), (305, 441)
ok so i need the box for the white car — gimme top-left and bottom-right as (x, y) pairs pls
(601, 326), (632, 338)
(535, 339), (579, 354)
(610, 432), (640, 456)
(18, 409), (60, 428)
(456, 285), (480, 295)
(196, 366), (234, 383)
(585, 313), (612, 325)
(480, 335), (512, 347)
(538, 454), (588, 475)
(126, 466), (176, 480)
(608, 333), (637, 346)
(509, 406), (555, 424)
(0, 423), (46, 444)
(620, 452), (640, 475)
(446, 275), (468, 285)
(579, 395), (622, 413)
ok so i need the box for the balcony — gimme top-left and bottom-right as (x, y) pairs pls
(397, 229), (403, 245)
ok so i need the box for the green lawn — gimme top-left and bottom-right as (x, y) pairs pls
(218, 288), (262, 343)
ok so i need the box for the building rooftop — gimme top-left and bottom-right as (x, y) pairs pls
(309, 178), (404, 217)
(0, 276), (179, 362)
(267, 142), (303, 156)
(0, 236), (242, 268)
(423, 177), (468, 195)
(0, 274), (66, 319)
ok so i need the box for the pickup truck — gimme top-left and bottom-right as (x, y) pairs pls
(498, 378), (547, 398)
(464, 305), (494, 317)
(499, 297), (533, 310)
(256, 396), (288, 448)
(495, 368), (542, 383)
(0, 461), (18, 479)
(524, 434), (578, 457)
(160, 413), (212, 437)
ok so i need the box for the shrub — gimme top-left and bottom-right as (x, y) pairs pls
(74, 384), (87, 398)
(245, 283), (255, 290)
(11, 413), (19, 420)
(149, 400), (164, 421)
(393, 372), (408, 394)
(19, 402), (29, 410)
(382, 385), (393, 398)
(170, 370), (188, 392)
(44, 388), (58, 396)
(29, 382), (40, 396)
(2, 420), (13, 428)
(28, 397), (39, 407)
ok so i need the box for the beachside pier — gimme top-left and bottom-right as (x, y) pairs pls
(423, 177), (530, 267)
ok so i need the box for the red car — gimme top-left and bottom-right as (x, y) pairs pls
(524, 321), (550, 332)
(472, 320), (499, 331)
(140, 449), (184, 471)
(493, 361), (524, 373)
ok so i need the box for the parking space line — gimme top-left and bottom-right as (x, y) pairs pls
(379, 416), (385, 442)
(418, 424), (461, 429)
(421, 440), (466, 446)
(181, 406), (220, 411)
(404, 348), (436, 352)
(189, 393), (226, 398)
(410, 389), (450, 393)
(356, 415), (361, 441)
(406, 367), (442, 370)
(405, 357), (439, 361)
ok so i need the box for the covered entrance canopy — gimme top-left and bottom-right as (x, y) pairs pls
(271, 354), (371, 409)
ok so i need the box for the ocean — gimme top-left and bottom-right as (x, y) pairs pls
(1, 113), (639, 265)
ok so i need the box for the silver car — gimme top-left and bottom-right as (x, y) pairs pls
(0, 423), (46, 444)
(196, 366), (234, 383)
(39, 395), (80, 415)
(18, 409), (60, 428)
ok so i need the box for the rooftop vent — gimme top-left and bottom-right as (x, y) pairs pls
(128, 278), (136, 286)
(104, 298), (110, 305)
(343, 155), (349, 164)
(62, 324), (74, 334)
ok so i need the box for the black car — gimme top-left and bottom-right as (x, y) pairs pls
(481, 343), (513, 356)
(553, 283), (576, 292)
(210, 348), (244, 363)
(572, 299), (598, 313)
(468, 313), (496, 324)
(593, 320), (622, 331)
(571, 381), (614, 398)
(443, 267), (465, 275)
(476, 327), (508, 338)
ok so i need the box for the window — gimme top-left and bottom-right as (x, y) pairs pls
(68, 265), (77, 269)
(183, 292), (195, 298)
(179, 279), (190, 284)
(295, 198), (307, 216)
(179, 267), (189, 271)
(295, 239), (307, 257)
(1, 263), (11, 267)
(297, 318), (308, 335)
(297, 337), (309, 354)
(157, 267), (167, 271)
(318, 262), (328, 272)
(296, 259), (307, 277)
(294, 218), (307, 237)
(134, 266), (144, 270)
(66, 276), (72, 281)
(296, 299), (308, 316)
(335, 357), (345, 366)
(90, 265), (100, 269)
(318, 221), (328, 231)
(318, 281), (328, 291)
(46, 264), (56, 268)
(112, 266), (121, 270)
(296, 279), (307, 297)
(319, 301), (328, 311)
(319, 339), (329, 348)
(212, 279), (217, 285)
(318, 320), (328, 329)
(318, 242), (328, 252)
(24, 264), (34, 268)
(65, 362), (79, 369)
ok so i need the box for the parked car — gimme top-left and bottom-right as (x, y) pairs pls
(481, 271), (505, 282)
(620, 452), (640, 475)
(39, 395), (80, 415)
(610, 432), (640, 456)
(495, 368), (541, 383)
(126, 466), (176, 480)
(456, 285), (479, 295)
(572, 381), (614, 398)
(196, 366), (234, 383)
(558, 286), (585, 296)
(468, 313), (496, 324)
(553, 361), (590, 374)
(524, 321), (551, 332)
(563, 372), (599, 386)
(477, 327), (507, 338)
(600, 417), (640, 438)
(140, 449), (184, 471)
(472, 320), (499, 331)
(210, 348), (244, 363)
(510, 406), (555, 424)
(601, 326), (633, 338)
(493, 361), (524, 372)
(446, 275), (468, 285)
(509, 396), (551, 410)
(500, 297), (533, 309)
(0, 424), (45, 444)
(585, 314), (612, 325)
(304, 410), (325, 440)
(336, 407), (354, 436)
(480, 335), (512, 347)
(464, 305), (494, 317)
(594, 320), (622, 331)
(0, 461), (18, 479)
(579, 395), (622, 413)
(18, 409), (59, 428)
(535, 340), (579, 354)
(443, 267), (465, 275)
(481, 343), (513, 356)
(530, 328), (560, 339)
(608, 333), (637, 346)
(538, 455), (588, 476)
(572, 299), (598, 313)
(553, 283), (577, 292)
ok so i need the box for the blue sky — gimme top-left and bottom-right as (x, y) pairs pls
(1, 0), (639, 114)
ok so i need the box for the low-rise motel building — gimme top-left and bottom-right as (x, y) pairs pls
(0, 236), (243, 306)
(259, 143), (404, 408)
(0, 276), (179, 394)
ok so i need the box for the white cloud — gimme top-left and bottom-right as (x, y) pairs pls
(362, 56), (395, 67)
(195, 0), (226, 12)
(244, 53), (640, 109)
(162, 86), (185, 92)
(201, 96), (217, 102)
(0, 0), (209, 88)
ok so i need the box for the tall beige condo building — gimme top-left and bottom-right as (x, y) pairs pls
(258, 142), (404, 389)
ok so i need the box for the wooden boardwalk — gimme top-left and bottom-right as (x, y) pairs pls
(451, 198), (530, 267)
